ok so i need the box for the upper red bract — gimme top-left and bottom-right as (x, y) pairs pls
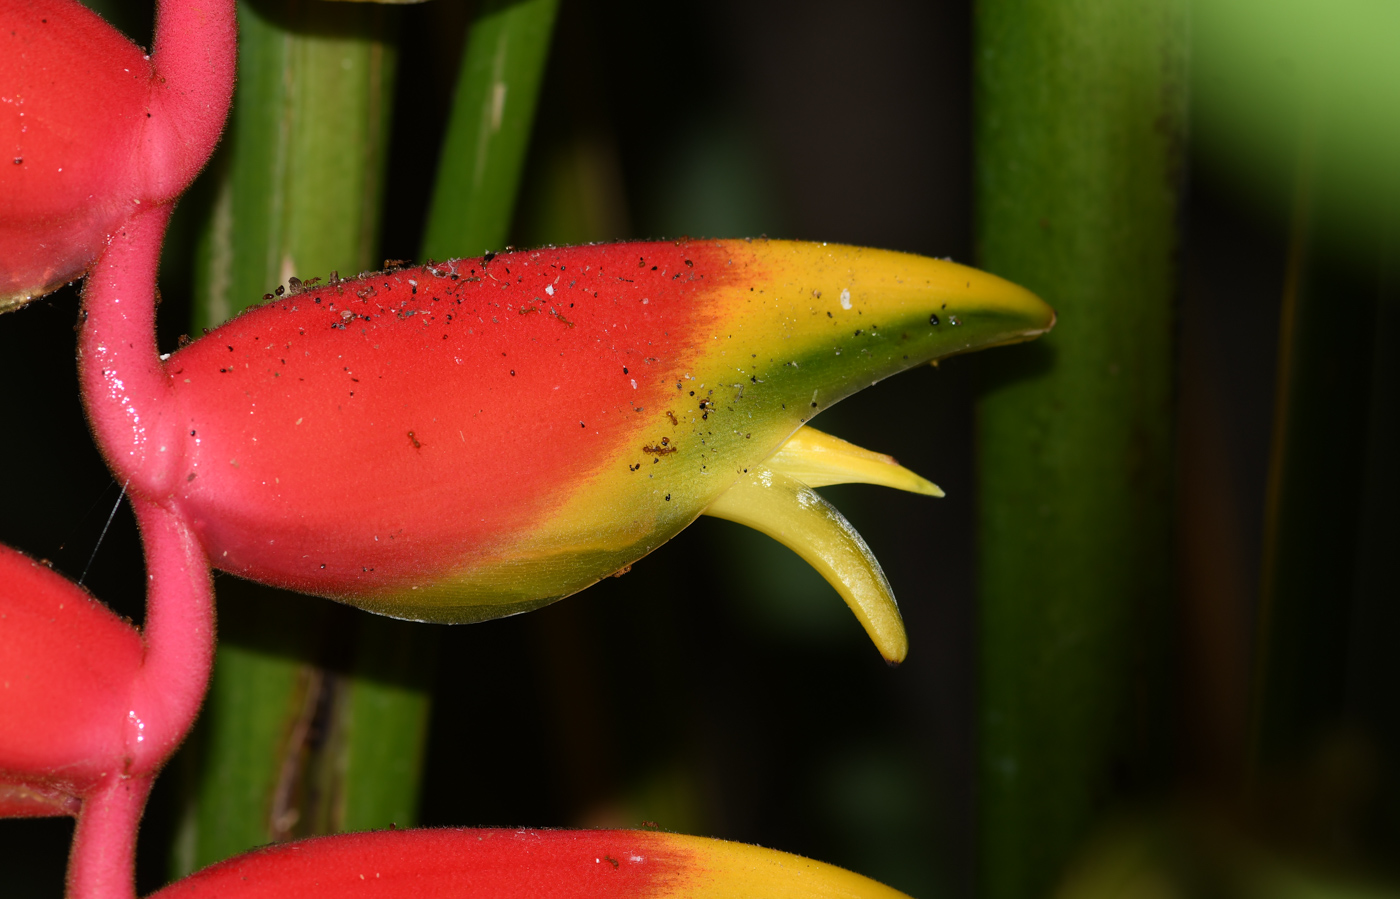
(0, 0), (151, 302)
(166, 242), (737, 595)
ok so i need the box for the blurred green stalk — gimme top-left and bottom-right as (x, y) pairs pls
(420, 0), (559, 260)
(173, 0), (420, 874)
(1251, 124), (1381, 772)
(973, 2), (1185, 897)
(191, 0), (397, 334)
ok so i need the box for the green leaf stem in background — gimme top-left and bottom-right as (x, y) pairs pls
(1250, 114), (1400, 855)
(1250, 132), (1375, 772)
(192, 0), (398, 333)
(1194, 0), (1400, 240)
(972, 2), (1186, 897)
(420, 0), (559, 260)
(173, 0), (415, 873)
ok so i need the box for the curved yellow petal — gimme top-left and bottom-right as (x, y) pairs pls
(767, 427), (943, 496)
(704, 466), (908, 664)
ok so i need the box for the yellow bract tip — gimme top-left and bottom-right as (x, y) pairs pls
(656, 832), (914, 898)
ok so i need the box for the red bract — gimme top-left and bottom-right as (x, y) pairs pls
(0, 512), (214, 773)
(151, 828), (913, 899)
(0, 545), (141, 815)
(80, 234), (1051, 658)
(0, 0), (234, 310)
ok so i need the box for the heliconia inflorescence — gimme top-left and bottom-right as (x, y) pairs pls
(3, 0), (1056, 896)
(81, 237), (1053, 663)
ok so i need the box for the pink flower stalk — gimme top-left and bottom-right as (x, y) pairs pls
(0, 0), (234, 311)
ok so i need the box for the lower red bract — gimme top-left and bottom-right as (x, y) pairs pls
(151, 829), (687, 899)
(167, 242), (738, 596)
(0, 546), (142, 805)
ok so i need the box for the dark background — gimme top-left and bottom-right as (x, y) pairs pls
(0, 1), (1298, 896)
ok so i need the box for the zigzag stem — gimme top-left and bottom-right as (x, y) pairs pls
(79, 204), (184, 502)
(127, 496), (215, 777)
(143, 0), (238, 201)
(60, 498), (213, 899)
(66, 0), (234, 881)
(66, 775), (152, 899)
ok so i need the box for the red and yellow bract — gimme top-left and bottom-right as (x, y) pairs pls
(92, 239), (1052, 650)
(151, 828), (913, 899)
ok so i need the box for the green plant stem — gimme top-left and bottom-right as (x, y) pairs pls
(193, 0), (398, 333)
(173, 0), (428, 874)
(972, 2), (1185, 897)
(420, 0), (559, 260)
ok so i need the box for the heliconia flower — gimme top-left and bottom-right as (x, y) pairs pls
(149, 827), (913, 899)
(0, 0), (234, 311)
(82, 235), (1052, 663)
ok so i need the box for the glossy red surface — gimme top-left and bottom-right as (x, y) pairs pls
(0, 0), (235, 306)
(0, 545), (142, 809)
(0, 0), (150, 301)
(152, 829), (686, 899)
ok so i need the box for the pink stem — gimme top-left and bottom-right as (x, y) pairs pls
(80, 0), (237, 498)
(60, 473), (214, 899)
(65, 3), (233, 897)
(127, 496), (215, 775)
(61, 435), (214, 899)
(142, 0), (238, 201)
(78, 204), (183, 500)
(66, 774), (154, 899)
